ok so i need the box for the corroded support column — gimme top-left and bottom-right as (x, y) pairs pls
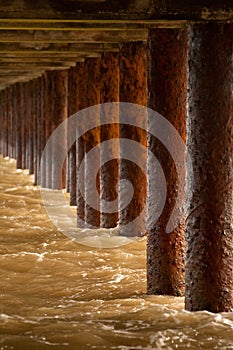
(6, 86), (13, 159)
(100, 52), (119, 228)
(33, 79), (39, 183)
(1, 90), (7, 158)
(44, 71), (53, 189)
(0, 91), (4, 155)
(24, 82), (30, 171)
(34, 78), (42, 184)
(84, 58), (101, 228)
(12, 84), (17, 160)
(4, 88), (9, 158)
(28, 80), (34, 175)
(76, 62), (87, 228)
(147, 29), (187, 296)
(21, 82), (27, 170)
(6, 87), (12, 159)
(41, 72), (51, 188)
(185, 23), (233, 312)
(15, 83), (23, 169)
(31, 79), (37, 181)
(38, 77), (46, 184)
(22, 83), (27, 169)
(119, 41), (147, 236)
(67, 66), (79, 206)
(51, 70), (68, 190)
(40, 75), (47, 187)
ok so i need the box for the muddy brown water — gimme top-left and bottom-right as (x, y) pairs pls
(1, 155), (233, 350)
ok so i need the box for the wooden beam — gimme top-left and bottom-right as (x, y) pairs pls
(0, 62), (76, 69)
(0, 71), (45, 76)
(0, 29), (148, 43)
(0, 42), (119, 53)
(0, 19), (186, 30)
(0, 53), (103, 62)
(0, 75), (40, 81)
(0, 0), (231, 21)
(0, 73), (43, 88)
(0, 57), (81, 63)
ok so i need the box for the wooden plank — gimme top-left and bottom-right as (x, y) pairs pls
(0, 57), (82, 63)
(0, 29), (148, 43)
(0, 62), (76, 69)
(0, 19), (186, 30)
(0, 42), (119, 53)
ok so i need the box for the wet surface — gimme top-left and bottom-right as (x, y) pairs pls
(186, 22), (233, 312)
(1, 155), (233, 349)
(147, 28), (187, 296)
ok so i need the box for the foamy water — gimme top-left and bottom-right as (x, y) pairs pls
(1, 155), (233, 350)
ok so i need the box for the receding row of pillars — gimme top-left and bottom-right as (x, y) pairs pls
(0, 23), (232, 313)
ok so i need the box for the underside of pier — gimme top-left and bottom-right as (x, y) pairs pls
(0, 0), (232, 313)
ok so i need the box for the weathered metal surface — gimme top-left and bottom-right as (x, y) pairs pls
(0, 2), (232, 315)
(43, 71), (53, 189)
(39, 75), (47, 187)
(51, 70), (68, 190)
(20, 82), (27, 170)
(76, 62), (88, 228)
(15, 83), (23, 169)
(1, 90), (7, 158)
(1, 90), (6, 157)
(119, 41), (147, 237)
(147, 28), (187, 296)
(35, 78), (42, 184)
(6, 86), (13, 159)
(83, 58), (101, 228)
(32, 79), (38, 183)
(185, 22), (233, 312)
(67, 66), (79, 206)
(24, 82), (30, 171)
(100, 52), (119, 228)
(28, 80), (34, 175)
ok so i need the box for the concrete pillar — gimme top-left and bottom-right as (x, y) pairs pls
(119, 41), (147, 236)
(100, 52), (119, 228)
(51, 70), (68, 190)
(147, 28), (187, 296)
(83, 58), (101, 228)
(185, 23), (233, 312)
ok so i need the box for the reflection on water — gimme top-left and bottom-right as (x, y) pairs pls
(1, 155), (233, 350)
